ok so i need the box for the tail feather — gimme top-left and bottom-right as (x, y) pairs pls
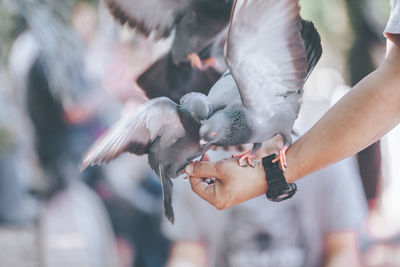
(159, 165), (174, 223)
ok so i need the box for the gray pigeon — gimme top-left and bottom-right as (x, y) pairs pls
(105, 0), (233, 69)
(199, 0), (322, 168)
(80, 93), (213, 223)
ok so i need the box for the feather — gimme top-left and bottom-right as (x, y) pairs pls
(80, 97), (183, 171)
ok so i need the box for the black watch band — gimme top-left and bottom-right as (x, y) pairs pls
(262, 154), (297, 202)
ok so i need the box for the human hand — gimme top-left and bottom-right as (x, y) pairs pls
(185, 157), (268, 210)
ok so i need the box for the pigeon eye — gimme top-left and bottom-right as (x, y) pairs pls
(209, 132), (217, 138)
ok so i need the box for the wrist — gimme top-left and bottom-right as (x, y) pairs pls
(255, 161), (269, 195)
(281, 145), (297, 183)
(282, 165), (295, 184)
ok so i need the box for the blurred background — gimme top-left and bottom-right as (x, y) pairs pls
(0, 0), (399, 266)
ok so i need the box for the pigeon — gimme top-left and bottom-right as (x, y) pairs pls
(80, 93), (213, 223)
(105, 0), (233, 70)
(137, 40), (226, 103)
(198, 0), (322, 168)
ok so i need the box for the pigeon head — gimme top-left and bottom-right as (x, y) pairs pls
(180, 92), (213, 124)
(199, 111), (227, 147)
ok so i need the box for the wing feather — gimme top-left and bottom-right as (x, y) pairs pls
(105, 0), (191, 39)
(80, 97), (184, 171)
(226, 0), (308, 109)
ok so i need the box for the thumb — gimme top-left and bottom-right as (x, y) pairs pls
(185, 161), (218, 178)
(189, 176), (217, 205)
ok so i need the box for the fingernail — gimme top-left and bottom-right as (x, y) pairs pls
(185, 164), (194, 174)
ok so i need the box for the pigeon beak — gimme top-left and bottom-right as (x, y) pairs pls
(199, 139), (208, 147)
(199, 120), (204, 124)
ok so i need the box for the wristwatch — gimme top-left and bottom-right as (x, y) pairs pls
(262, 154), (297, 202)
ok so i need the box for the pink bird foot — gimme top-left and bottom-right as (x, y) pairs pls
(187, 53), (217, 70)
(272, 145), (288, 171)
(232, 150), (257, 167)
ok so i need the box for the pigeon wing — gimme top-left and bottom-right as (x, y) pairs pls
(300, 20), (323, 81)
(105, 0), (192, 39)
(226, 0), (308, 109)
(207, 70), (241, 111)
(81, 97), (184, 171)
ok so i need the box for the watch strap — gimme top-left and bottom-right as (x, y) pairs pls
(262, 154), (297, 202)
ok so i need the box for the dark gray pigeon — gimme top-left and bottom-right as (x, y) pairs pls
(105, 0), (233, 69)
(80, 93), (213, 223)
(199, 0), (322, 168)
(137, 39), (226, 103)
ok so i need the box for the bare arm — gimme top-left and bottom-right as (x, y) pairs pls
(285, 40), (400, 183)
(187, 40), (400, 209)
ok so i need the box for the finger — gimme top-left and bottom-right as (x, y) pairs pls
(184, 155), (209, 180)
(189, 176), (216, 204)
(185, 161), (218, 178)
(185, 154), (210, 180)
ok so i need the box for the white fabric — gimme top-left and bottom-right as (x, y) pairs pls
(385, 0), (400, 35)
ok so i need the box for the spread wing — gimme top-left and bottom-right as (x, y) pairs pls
(81, 97), (184, 171)
(226, 0), (308, 109)
(105, 0), (192, 39)
(207, 70), (241, 111)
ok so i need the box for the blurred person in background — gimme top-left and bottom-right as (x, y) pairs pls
(4, 1), (120, 266)
(345, 0), (386, 212)
(0, 63), (38, 225)
(7, 2), (99, 198)
(94, 170), (171, 267)
(71, 3), (174, 267)
(165, 132), (368, 267)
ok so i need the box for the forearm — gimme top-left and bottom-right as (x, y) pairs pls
(285, 43), (400, 183)
(187, 42), (400, 210)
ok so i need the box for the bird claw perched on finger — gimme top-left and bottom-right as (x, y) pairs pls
(233, 151), (257, 168)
